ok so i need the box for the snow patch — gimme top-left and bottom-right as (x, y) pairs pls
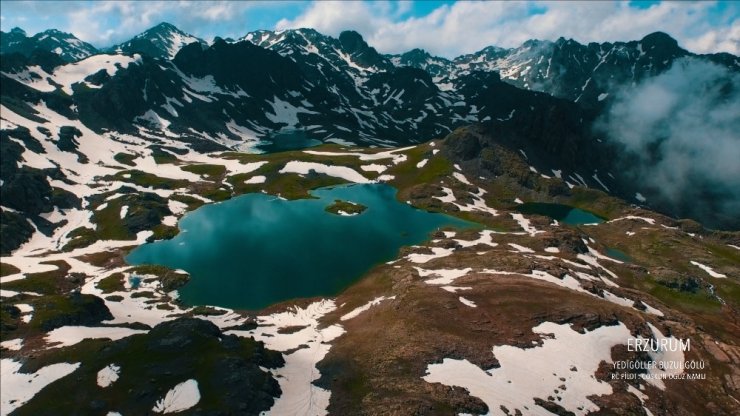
(340, 296), (395, 321)
(423, 321), (631, 416)
(153, 379), (201, 414)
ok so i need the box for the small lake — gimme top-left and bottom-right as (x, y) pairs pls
(257, 129), (322, 153)
(516, 202), (605, 225)
(126, 184), (471, 310)
(605, 247), (632, 263)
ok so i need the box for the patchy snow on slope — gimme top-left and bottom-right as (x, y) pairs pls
(97, 364), (121, 388)
(510, 213), (543, 236)
(244, 175), (267, 184)
(459, 297), (477, 308)
(452, 172), (472, 185)
(423, 321), (631, 416)
(416, 159), (428, 168)
(1, 359), (80, 415)
(15, 303), (33, 323)
(608, 216), (656, 225)
(526, 270), (588, 294)
(690, 261), (726, 278)
(641, 302), (664, 317)
(641, 323), (686, 389)
(441, 286), (472, 293)
(360, 164), (387, 173)
(280, 161), (370, 183)
(45, 326), (147, 348)
(153, 379), (201, 414)
(454, 230), (498, 248)
(54, 54), (141, 95)
(406, 247), (455, 264)
(603, 290), (634, 308)
(508, 243), (534, 253)
(265, 97), (317, 128)
(433, 187), (457, 204)
(0, 339), (22, 351)
(415, 267), (472, 285)
(304, 146), (414, 164)
(341, 296), (395, 321)
(227, 300), (343, 416)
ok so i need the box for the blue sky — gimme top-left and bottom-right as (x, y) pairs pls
(1, 1), (737, 57)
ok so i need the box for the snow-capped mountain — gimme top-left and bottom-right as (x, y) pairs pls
(109, 22), (207, 60)
(0, 27), (98, 62)
(1, 23), (737, 229)
(387, 32), (740, 109)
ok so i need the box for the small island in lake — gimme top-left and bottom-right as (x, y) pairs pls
(324, 199), (367, 216)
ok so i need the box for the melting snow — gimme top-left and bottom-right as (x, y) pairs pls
(153, 379), (201, 414)
(423, 321), (631, 416)
(459, 297), (477, 308)
(45, 326), (147, 348)
(227, 300), (343, 416)
(510, 213), (542, 236)
(97, 364), (121, 388)
(244, 175), (267, 184)
(340, 296), (395, 321)
(1, 359), (80, 414)
(415, 267), (472, 285)
(279, 161), (370, 183)
(690, 261), (726, 278)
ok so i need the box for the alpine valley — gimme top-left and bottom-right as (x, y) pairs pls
(0, 21), (738, 416)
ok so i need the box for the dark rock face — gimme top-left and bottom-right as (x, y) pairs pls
(338, 30), (389, 70)
(122, 193), (172, 234)
(17, 317), (285, 416)
(33, 292), (114, 331)
(0, 211), (34, 255)
(1, 303), (22, 331)
(0, 128), (82, 253)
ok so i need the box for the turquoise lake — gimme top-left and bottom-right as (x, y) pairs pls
(257, 129), (322, 152)
(126, 184), (471, 310)
(605, 247), (632, 263)
(516, 202), (605, 225)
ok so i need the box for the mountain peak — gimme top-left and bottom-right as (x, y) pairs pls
(114, 22), (205, 60)
(149, 22), (180, 33)
(338, 30), (366, 45)
(338, 30), (388, 69)
(9, 27), (27, 36)
(640, 31), (679, 49)
(403, 48), (431, 58)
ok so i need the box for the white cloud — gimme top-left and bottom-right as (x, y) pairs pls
(276, 1), (739, 57)
(30, 1), (269, 46)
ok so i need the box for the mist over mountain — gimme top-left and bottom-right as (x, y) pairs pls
(597, 57), (740, 229)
